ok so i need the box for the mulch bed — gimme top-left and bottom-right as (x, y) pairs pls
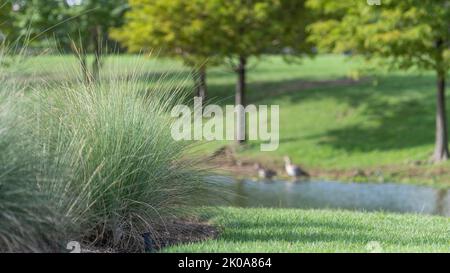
(82, 220), (218, 253)
(152, 220), (219, 250)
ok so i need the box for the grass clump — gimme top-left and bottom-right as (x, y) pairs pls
(0, 81), (63, 252)
(34, 77), (209, 251)
(1, 54), (211, 252)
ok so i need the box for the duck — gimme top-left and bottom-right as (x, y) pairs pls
(254, 163), (277, 179)
(283, 156), (309, 178)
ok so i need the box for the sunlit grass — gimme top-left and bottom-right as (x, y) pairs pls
(163, 207), (450, 253)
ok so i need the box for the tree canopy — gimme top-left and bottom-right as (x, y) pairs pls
(11, 0), (127, 50)
(307, 0), (449, 72)
(8, 0), (127, 81)
(307, 0), (450, 161)
(114, 0), (311, 142)
(112, 0), (219, 67)
(0, 1), (18, 43)
(210, 0), (311, 61)
(111, 0), (221, 99)
(113, 0), (311, 65)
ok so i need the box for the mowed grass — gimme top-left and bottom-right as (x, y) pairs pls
(14, 54), (450, 186)
(162, 207), (450, 253)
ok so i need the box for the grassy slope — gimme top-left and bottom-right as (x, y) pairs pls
(18, 54), (450, 186)
(162, 207), (450, 253)
(206, 55), (450, 186)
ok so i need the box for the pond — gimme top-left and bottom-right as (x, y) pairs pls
(214, 177), (450, 217)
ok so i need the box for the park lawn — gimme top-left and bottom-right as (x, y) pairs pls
(14, 54), (450, 186)
(162, 207), (450, 253)
(201, 55), (450, 187)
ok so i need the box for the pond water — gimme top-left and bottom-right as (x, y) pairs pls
(213, 177), (450, 217)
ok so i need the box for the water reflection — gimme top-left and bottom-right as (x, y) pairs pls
(214, 177), (450, 217)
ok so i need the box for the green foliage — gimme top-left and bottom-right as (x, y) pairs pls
(10, 0), (129, 81)
(113, 0), (311, 66)
(307, 0), (450, 162)
(307, 0), (450, 73)
(112, 0), (219, 67)
(207, 0), (311, 61)
(12, 0), (128, 51)
(0, 0), (17, 42)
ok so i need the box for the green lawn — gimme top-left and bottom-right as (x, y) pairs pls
(12, 54), (450, 186)
(162, 207), (450, 253)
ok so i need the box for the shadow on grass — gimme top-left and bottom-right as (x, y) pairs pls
(205, 73), (438, 153)
(306, 99), (434, 152)
(35, 66), (437, 154)
(294, 75), (437, 153)
(220, 216), (448, 246)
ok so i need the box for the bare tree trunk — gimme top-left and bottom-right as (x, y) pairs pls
(70, 39), (91, 84)
(192, 66), (207, 101)
(432, 71), (449, 162)
(80, 53), (91, 84)
(198, 66), (207, 101)
(192, 71), (200, 98)
(235, 56), (247, 144)
(91, 25), (102, 82)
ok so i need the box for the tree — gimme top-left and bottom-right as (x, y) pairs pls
(114, 0), (310, 142)
(65, 0), (128, 81)
(0, 1), (18, 43)
(14, 0), (128, 82)
(210, 0), (311, 143)
(307, 0), (450, 162)
(111, 0), (221, 101)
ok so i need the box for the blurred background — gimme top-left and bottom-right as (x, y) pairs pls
(1, 0), (449, 253)
(1, 0), (450, 211)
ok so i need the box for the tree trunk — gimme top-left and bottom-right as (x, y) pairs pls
(432, 71), (449, 162)
(91, 25), (102, 82)
(191, 67), (207, 102)
(80, 53), (91, 84)
(70, 39), (91, 84)
(235, 56), (247, 144)
(197, 66), (207, 102)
